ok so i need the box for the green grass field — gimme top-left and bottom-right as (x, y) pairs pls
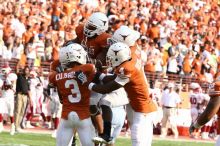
(0, 132), (214, 146)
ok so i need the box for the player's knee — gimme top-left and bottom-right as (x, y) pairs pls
(90, 105), (100, 116)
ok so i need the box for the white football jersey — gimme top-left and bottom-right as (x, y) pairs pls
(190, 92), (210, 109)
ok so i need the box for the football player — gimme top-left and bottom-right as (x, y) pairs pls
(50, 12), (111, 140)
(46, 86), (62, 138)
(189, 83), (202, 138)
(87, 42), (157, 146)
(189, 82), (212, 139)
(190, 76), (220, 146)
(91, 26), (145, 144)
(0, 65), (17, 135)
(25, 70), (47, 129)
(49, 43), (96, 146)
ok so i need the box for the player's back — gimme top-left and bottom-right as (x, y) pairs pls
(49, 64), (96, 120)
(115, 59), (157, 113)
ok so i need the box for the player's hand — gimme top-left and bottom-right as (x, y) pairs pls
(89, 59), (103, 72)
(95, 59), (103, 72)
(56, 65), (64, 73)
(75, 70), (87, 85)
(92, 72), (102, 84)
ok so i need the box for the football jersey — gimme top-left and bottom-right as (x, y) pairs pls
(130, 44), (143, 71)
(50, 59), (60, 72)
(190, 93), (200, 109)
(49, 64), (96, 120)
(75, 24), (111, 60)
(1, 73), (17, 91)
(189, 93), (209, 109)
(114, 59), (157, 113)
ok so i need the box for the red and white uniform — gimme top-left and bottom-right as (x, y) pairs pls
(47, 88), (62, 119)
(190, 91), (204, 122)
(1, 72), (17, 116)
(114, 59), (157, 146)
(190, 90), (211, 123)
(29, 74), (44, 114)
(49, 64), (96, 146)
(150, 87), (163, 124)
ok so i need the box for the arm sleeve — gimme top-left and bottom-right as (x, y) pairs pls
(114, 76), (130, 86)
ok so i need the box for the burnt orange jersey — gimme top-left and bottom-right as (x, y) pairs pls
(130, 44), (142, 71)
(49, 64), (96, 120)
(50, 60), (60, 72)
(114, 59), (157, 113)
(75, 24), (111, 59)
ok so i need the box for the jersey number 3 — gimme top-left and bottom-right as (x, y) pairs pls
(65, 79), (81, 103)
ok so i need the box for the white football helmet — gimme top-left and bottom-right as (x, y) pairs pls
(189, 82), (200, 89)
(59, 43), (87, 68)
(1, 65), (11, 75)
(109, 25), (140, 46)
(106, 42), (131, 68)
(30, 70), (37, 78)
(84, 12), (108, 38)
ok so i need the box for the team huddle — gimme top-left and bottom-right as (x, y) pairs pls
(48, 11), (157, 146)
(0, 10), (220, 146)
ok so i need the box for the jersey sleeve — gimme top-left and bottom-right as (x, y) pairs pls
(50, 60), (60, 72)
(82, 64), (97, 83)
(114, 66), (132, 86)
(98, 33), (111, 49)
(75, 24), (84, 40)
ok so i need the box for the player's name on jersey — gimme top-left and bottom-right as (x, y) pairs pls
(56, 72), (76, 81)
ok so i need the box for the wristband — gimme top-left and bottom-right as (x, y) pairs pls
(99, 73), (106, 81)
(88, 83), (95, 90)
